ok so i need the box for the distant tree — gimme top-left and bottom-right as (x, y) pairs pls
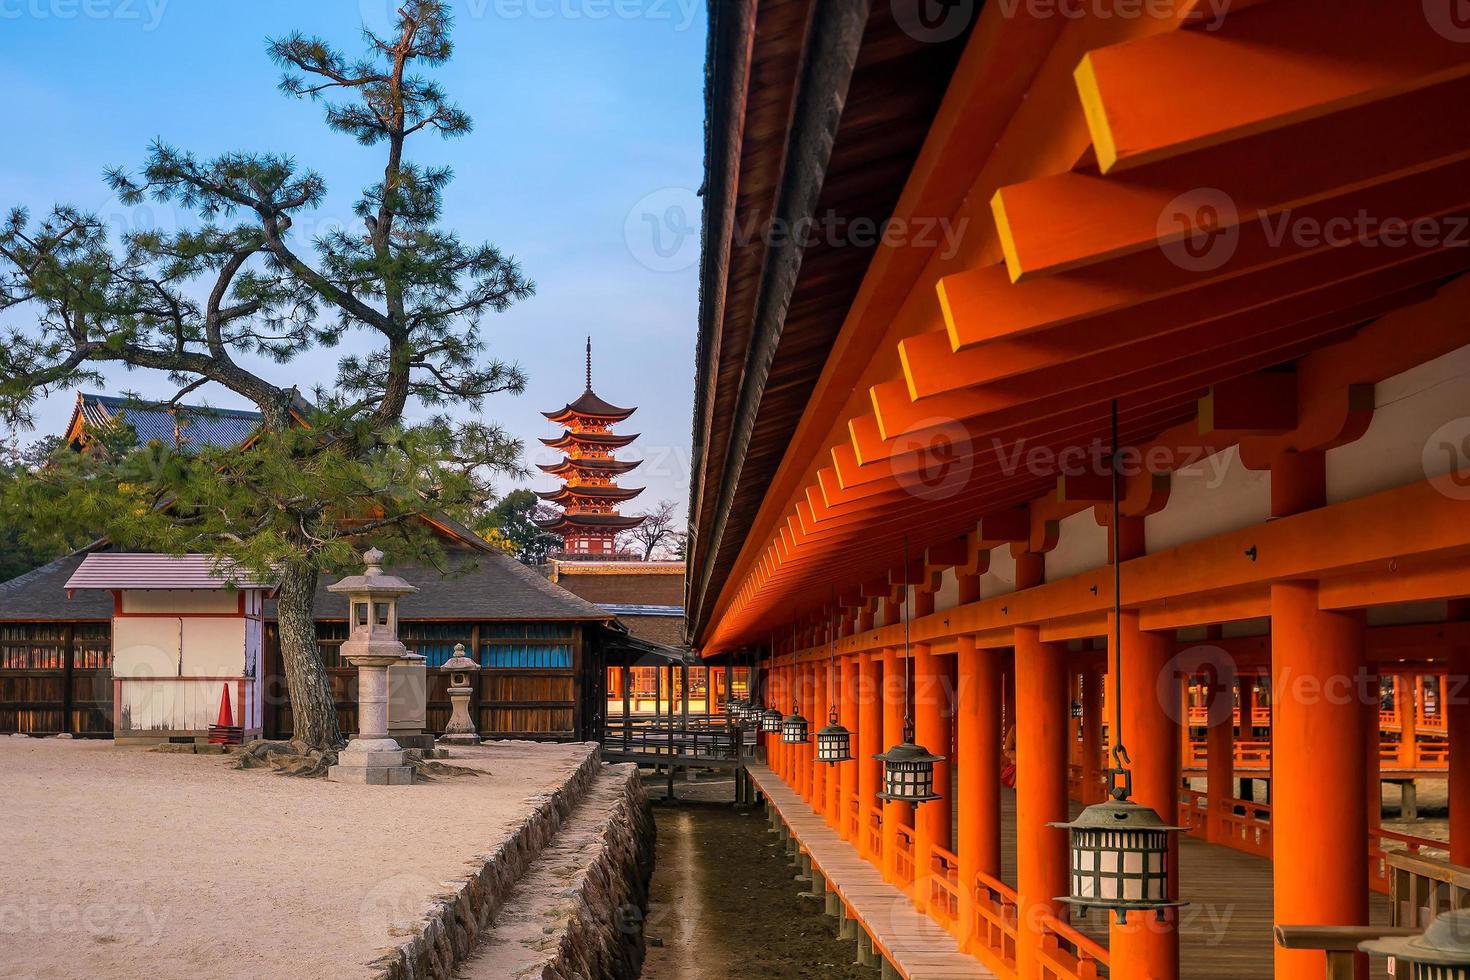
(474, 488), (562, 565)
(0, 435), (88, 581)
(0, 2), (532, 752)
(619, 498), (683, 561)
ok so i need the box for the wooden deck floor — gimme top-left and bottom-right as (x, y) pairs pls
(749, 764), (1392, 979)
(748, 764), (996, 980)
(989, 789), (1393, 979)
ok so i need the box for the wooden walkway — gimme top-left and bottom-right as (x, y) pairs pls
(750, 764), (1393, 979)
(991, 789), (1392, 980)
(747, 764), (996, 980)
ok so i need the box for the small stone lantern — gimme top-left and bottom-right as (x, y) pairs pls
(326, 548), (418, 785)
(439, 643), (481, 746)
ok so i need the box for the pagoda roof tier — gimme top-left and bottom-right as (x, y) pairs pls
(542, 388), (636, 424)
(534, 513), (647, 532)
(536, 484), (645, 504)
(537, 457), (643, 477)
(539, 430), (640, 451)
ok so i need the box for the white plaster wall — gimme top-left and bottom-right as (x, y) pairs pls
(1045, 510), (1109, 582)
(982, 546), (1017, 597)
(180, 618), (247, 675)
(934, 568), (960, 612)
(112, 617), (181, 677)
(1327, 343), (1470, 504)
(1145, 446), (1271, 554)
(122, 590), (239, 614)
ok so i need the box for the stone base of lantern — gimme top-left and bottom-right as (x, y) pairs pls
(327, 737), (414, 785)
(437, 732), (482, 746)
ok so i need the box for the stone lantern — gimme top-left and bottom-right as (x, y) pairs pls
(326, 548), (419, 785)
(438, 643), (481, 746)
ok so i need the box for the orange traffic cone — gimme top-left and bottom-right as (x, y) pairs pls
(207, 684), (242, 745)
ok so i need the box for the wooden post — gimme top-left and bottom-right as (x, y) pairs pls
(957, 632), (1002, 953)
(858, 651), (882, 862)
(1365, 669), (1382, 837)
(1109, 611), (1181, 980)
(881, 644), (911, 885)
(1271, 581), (1367, 980)
(838, 653), (859, 841)
(621, 665), (632, 750)
(1014, 624), (1069, 980)
(912, 632), (947, 913)
(62, 624), (75, 737)
(1448, 605), (1470, 865)
(1206, 663), (1237, 843)
(812, 657), (827, 816)
(1399, 675), (1420, 769)
(1081, 663), (1103, 805)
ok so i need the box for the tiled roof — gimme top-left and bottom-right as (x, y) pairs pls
(65, 554), (272, 591)
(542, 388), (635, 422)
(0, 550), (113, 620)
(70, 393), (261, 450)
(4, 548), (612, 624)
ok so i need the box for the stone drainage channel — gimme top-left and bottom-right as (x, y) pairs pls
(640, 773), (880, 980)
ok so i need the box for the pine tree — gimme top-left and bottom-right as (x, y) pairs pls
(0, 2), (532, 751)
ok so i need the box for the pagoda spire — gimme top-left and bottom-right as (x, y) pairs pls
(536, 338), (645, 557)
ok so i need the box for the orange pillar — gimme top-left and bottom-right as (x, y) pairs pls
(825, 658), (842, 828)
(1271, 581), (1367, 980)
(881, 645), (912, 884)
(1398, 675), (1420, 768)
(811, 658), (826, 815)
(957, 633), (1002, 952)
(1109, 611), (1181, 979)
(1206, 664), (1236, 843)
(1448, 601), (1470, 865)
(1080, 663), (1104, 805)
(801, 660), (816, 804)
(912, 631), (948, 911)
(1014, 625), (1069, 980)
(858, 651), (882, 862)
(774, 664), (787, 780)
(838, 653), (859, 841)
(1366, 668), (1382, 841)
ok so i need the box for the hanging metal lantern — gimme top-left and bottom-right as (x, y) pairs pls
(781, 707), (809, 744)
(816, 711), (853, 763)
(760, 705), (784, 733)
(1051, 793), (1186, 922)
(875, 735), (944, 804)
(728, 697), (749, 723)
(1361, 909), (1470, 978)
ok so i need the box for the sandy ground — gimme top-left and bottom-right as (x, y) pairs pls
(0, 737), (595, 980)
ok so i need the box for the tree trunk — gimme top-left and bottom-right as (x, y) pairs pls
(276, 562), (343, 750)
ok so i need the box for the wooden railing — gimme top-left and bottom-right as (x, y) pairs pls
(894, 827), (915, 889)
(846, 793), (861, 843)
(929, 845), (961, 933)
(972, 871), (1021, 975)
(866, 804), (884, 862)
(1380, 849), (1470, 925)
(1370, 828), (1450, 896)
(1038, 913), (1107, 979)
(1275, 924), (1419, 980)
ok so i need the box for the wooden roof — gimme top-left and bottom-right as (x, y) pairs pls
(685, 0), (975, 645)
(690, 0), (1470, 650)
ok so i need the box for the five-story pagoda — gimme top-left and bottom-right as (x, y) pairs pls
(535, 339), (646, 557)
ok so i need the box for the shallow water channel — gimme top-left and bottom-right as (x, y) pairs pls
(639, 777), (879, 979)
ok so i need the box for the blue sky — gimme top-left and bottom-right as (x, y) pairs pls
(0, 0), (706, 517)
